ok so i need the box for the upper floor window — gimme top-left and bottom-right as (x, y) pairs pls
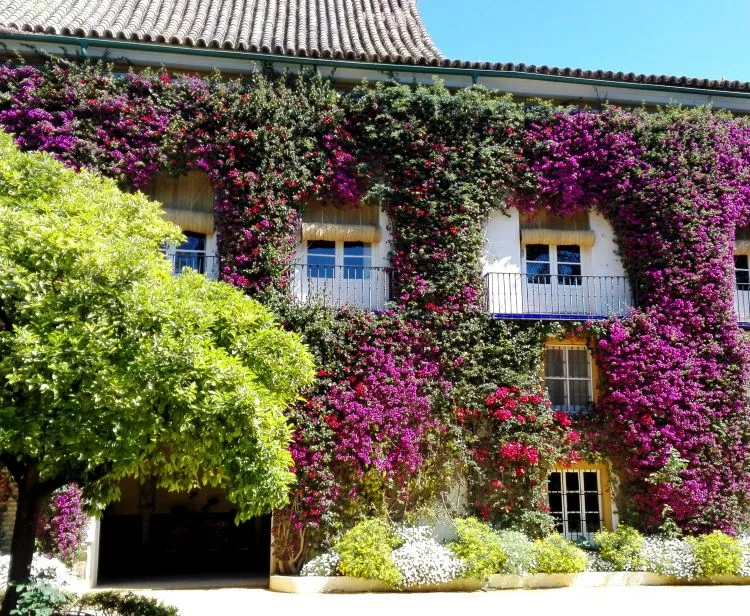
(306, 240), (373, 279)
(307, 240), (336, 278)
(167, 232), (211, 276)
(735, 255), (750, 291)
(525, 244), (582, 285)
(544, 345), (592, 414)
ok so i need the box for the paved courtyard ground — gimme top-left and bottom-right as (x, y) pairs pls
(138, 585), (750, 616)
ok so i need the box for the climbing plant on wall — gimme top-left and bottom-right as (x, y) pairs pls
(1, 56), (750, 566)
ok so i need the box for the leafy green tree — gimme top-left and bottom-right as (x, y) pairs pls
(0, 133), (314, 615)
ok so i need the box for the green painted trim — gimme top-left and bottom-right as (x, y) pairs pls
(3, 31), (750, 101)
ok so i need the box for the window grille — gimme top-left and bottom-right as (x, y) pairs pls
(547, 469), (604, 542)
(544, 345), (592, 414)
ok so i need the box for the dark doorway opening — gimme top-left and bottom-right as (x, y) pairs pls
(97, 480), (270, 584)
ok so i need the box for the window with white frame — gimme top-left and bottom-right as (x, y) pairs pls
(544, 345), (592, 414)
(547, 469), (603, 542)
(525, 244), (582, 285)
(306, 240), (372, 279)
(163, 231), (219, 280)
(735, 254), (750, 291)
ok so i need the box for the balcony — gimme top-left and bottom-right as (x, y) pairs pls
(165, 250), (220, 281)
(484, 272), (636, 320)
(290, 264), (391, 311)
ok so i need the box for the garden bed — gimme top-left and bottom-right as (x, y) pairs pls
(269, 572), (750, 593)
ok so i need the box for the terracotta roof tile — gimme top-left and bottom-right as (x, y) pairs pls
(0, 0), (444, 64)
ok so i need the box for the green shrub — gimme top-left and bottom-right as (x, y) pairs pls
(448, 518), (506, 578)
(532, 534), (588, 574)
(71, 592), (179, 616)
(689, 531), (743, 577)
(496, 530), (535, 575)
(595, 525), (645, 571)
(10, 581), (68, 616)
(334, 519), (403, 586)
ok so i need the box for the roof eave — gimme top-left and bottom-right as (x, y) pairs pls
(2, 30), (750, 102)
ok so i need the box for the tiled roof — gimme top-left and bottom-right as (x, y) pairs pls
(442, 60), (750, 94)
(1, 1), (749, 94)
(0, 0), (444, 65)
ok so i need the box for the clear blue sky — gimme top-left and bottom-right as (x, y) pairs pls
(419, 0), (750, 82)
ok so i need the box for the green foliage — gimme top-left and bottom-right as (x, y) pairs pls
(595, 525), (645, 571)
(9, 581), (67, 616)
(448, 517), (506, 578)
(689, 531), (743, 577)
(0, 130), (315, 517)
(531, 534), (588, 574)
(71, 592), (179, 616)
(496, 530), (535, 575)
(334, 519), (403, 586)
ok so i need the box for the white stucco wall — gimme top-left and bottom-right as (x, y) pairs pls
(482, 208), (522, 275)
(589, 212), (626, 278)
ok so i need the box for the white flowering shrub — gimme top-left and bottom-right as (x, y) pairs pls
(391, 539), (465, 587)
(0, 553), (78, 588)
(586, 552), (615, 572)
(640, 538), (697, 579)
(394, 524), (433, 544)
(496, 531), (535, 575)
(737, 535), (750, 577)
(300, 551), (340, 576)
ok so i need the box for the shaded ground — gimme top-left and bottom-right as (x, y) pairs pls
(136, 585), (750, 616)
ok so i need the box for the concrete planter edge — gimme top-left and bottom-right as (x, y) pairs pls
(270, 572), (750, 593)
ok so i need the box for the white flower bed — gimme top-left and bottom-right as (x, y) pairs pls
(300, 551), (340, 577)
(639, 538), (697, 579)
(0, 553), (78, 588)
(391, 539), (465, 587)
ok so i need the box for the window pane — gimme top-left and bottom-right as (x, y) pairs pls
(568, 380), (590, 410)
(565, 472), (580, 493)
(585, 493), (600, 512)
(343, 242), (372, 279)
(178, 232), (206, 252)
(548, 494), (563, 515)
(174, 232), (207, 274)
(567, 513), (582, 533)
(545, 349), (565, 377)
(527, 262), (551, 284)
(546, 380), (566, 408)
(583, 472), (599, 492)
(736, 255), (749, 270)
(548, 472), (562, 493)
(585, 514), (601, 533)
(557, 245), (581, 264)
(737, 270), (750, 285)
(526, 244), (550, 262)
(307, 240), (335, 278)
(567, 350), (590, 378)
(557, 263), (582, 285)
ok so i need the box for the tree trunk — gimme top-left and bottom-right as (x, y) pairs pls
(0, 465), (45, 616)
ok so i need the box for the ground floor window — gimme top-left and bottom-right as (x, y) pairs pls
(547, 469), (603, 542)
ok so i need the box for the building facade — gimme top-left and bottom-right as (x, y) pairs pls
(2, 0), (750, 586)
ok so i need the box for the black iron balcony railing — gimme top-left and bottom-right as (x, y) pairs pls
(165, 250), (220, 281)
(484, 272), (636, 319)
(290, 264), (392, 311)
